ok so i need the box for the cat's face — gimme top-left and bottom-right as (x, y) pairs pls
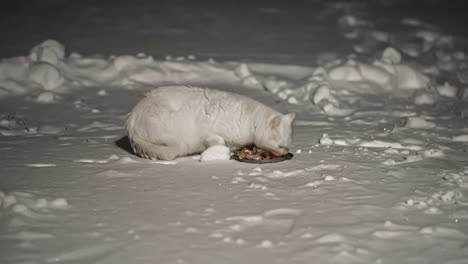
(256, 113), (295, 156)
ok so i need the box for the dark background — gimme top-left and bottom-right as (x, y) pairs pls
(0, 0), (467, 61)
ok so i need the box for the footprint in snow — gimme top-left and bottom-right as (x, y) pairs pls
(0, 191), (71, 261)
(95, 170), (131, 178)
(399, 188), (464, 214)
(77, 121), (124, 132)
(74, 155), (120, 164)
(0, 191), (69, 220)
(45, 242), (122, 263)
(211, 208), (303, 246)
(442, 167), (468, 188)
(25, 163), (57, 168)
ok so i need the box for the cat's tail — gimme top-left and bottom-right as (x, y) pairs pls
(128, 134), (178, 160)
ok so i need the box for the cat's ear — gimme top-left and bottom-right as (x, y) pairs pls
(283, 113), (295, 124)
(270, 115), (282, 128)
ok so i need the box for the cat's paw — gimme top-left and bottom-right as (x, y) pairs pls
(204, 135), (226, 148)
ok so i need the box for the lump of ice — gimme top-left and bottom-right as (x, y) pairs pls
(357, 63), (392, 86)
(393, 65), (429, 90)
(421, 149), (444, 158)
(235, 64), (262, 89)
(48, 198), (69, 209)
(319, 133), (333, 145)
(97, 89), (107, 96)
(416, 30), (440, 43)
(38, 125), (66, 134)
(400, 43), (424, 58)
(325, 50), (428, 93)
(436, 52), (457, 71)
(453, 51), (465, 60)
(452, 135), (468, 142)
(414, 93), (436, 105)
(287, 96), (301, 105)
(241, 75), (262, 89)
(401, 18), (424, 27)
(257, 240), (273, 248)
(29, 39), (65, 66)
(200, 145), (231, 162)
(370, 30), (390, 42)
(263, 77), (288, 94)
(373, 48), (429, 90)
(436, 35), (454, 48)
(313, 85), (334, 105)
(35, 91), (60, 104)
(112, 55), (153, 72)
(436, 82), (458, 97)
(322, 104), (354, 116)
(405, 117), (436, 129)
(27, 62), (64, 91)
(381, 47), (402, 64)
(338, 15), (370, 28)
(328, 64), (362, 82)
(235, 63), (252, 79)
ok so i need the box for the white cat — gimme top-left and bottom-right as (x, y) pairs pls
(126, 85), (295, 160)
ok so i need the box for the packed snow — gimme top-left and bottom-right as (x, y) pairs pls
(1, 1), (468, 264)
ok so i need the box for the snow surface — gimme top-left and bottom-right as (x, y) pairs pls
(1, 1), (468, 264)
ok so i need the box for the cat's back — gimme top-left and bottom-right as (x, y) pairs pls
(147, 85), (241, 101)
(145, 85), (201, 104)
(146, 85), (201, 98)
(135, 86), (204, 114)
(144, 86), (254, 112)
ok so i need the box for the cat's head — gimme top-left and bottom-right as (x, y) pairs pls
(255, 112), (295, 156)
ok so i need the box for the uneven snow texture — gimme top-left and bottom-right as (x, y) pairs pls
(1, 1), (468, 264)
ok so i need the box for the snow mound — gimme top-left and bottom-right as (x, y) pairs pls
(0, 32), (465, 118)
(33, 91), (62, 103)
(319, 133), (334, 145)
(328, 48), (429, 91)
(30, 39), (65, 66)
(60, 54), (239, 88)
(253, 44), (435, 116)
(0, 40), (243, 98)
(0, 40), (66, 96)
(0, 191), (69, 219)
(405, 117), (436, 129)
(200, 145), (231, 162)
(27, 62), (64, 91)
(38, 124), (67, 134)
(436, 82), (458, 97)
(234, 63), (262, 89)
(414, 93), (436, 105)
(452, 135), (468, 143)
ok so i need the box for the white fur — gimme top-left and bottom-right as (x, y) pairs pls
(200, 145), (231, 161)
(126, 85), (295, 160)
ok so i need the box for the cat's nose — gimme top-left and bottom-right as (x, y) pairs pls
(273, 147), (289, 156)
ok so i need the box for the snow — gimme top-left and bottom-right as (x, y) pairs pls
(452, 135), (468, 142)
(414, 93), (436, 105)
(29, 39), (65, 66)
(35, 91), (61, 104)
(437, 82), (458, 97)
(405, 116), (436, 129)
(1, 1), (468, 264)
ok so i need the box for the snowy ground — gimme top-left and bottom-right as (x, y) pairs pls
(1, 1), (468, 263)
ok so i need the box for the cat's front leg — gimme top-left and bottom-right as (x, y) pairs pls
(203, 135), (225, 148)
